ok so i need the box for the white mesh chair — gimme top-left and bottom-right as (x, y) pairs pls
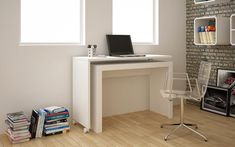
(160, 61), (211, 141)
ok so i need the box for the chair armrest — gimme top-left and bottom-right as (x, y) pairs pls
(172, 73), (193, 92)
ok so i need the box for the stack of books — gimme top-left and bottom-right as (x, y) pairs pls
(43, 106), (70, 135)
(5, 112), (31, 144)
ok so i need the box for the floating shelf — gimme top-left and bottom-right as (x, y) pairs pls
(194, 0), (229, 5)
(194, 16), (230, 45)
(231, 14), (235, 45)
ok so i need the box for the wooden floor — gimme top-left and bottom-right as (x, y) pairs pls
(1, 104), (235, 147)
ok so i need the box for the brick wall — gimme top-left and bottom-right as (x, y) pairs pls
(186, 0), (235, 86)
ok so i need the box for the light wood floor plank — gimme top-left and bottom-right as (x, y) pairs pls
(1, 104), (235, 147)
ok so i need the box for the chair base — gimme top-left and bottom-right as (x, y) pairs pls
(161, 123), (207, 142)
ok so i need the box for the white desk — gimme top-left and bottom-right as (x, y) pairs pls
(72, 55), (173, 133)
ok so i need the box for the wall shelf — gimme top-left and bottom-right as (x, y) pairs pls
(194, 16), (230, 45)
(194, 0), (229, 5)
(230, 14), (235, 45)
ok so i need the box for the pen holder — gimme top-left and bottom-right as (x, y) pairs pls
(88, 45), (97, 57)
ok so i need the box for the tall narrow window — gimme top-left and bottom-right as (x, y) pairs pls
(21, 0), (85, 45)
(112, 0), (158, 44)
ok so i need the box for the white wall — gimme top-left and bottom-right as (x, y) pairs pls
(0, 0), (186, 133)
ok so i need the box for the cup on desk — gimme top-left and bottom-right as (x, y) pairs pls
(88, 45), (97, 57)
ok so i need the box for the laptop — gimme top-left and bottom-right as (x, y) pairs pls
(106, 35), (145, 57)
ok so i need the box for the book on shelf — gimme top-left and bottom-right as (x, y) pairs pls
(201, 32), (208, 44)
(199, 32), (203, 44)
(206, 32), (211, 44)
(208, 32), (215, 44)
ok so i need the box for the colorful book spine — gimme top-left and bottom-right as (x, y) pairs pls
(44, 126), (70, 134)
(46, 111), (69, 117)
(44, 125), (70, 132)
(45, 114), (69, 121)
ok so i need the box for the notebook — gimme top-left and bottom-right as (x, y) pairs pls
(106, 35), (145, 57)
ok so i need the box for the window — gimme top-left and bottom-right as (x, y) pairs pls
(112, 0), (158, 44)
(20, 0), (85, 45)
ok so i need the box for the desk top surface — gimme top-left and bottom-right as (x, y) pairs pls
(73, 54), (172, 62)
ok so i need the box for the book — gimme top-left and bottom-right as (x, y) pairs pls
(206, 32), (211, 44)
(199, 32), (203, 44)
(45, 122), (69, 128)
(44, 119), (67, 124)
(44, 106), (67, 114)
(7, 112), (27, 121)
(6, 130), (31, 140)
(44, 127), (70, 134)
(45, 114), (69, 121)
(10, 126), (29, 131)
(7, 128), (29, 135)
(46, 111), (69, 117)
(9, 137), (30, 144)
(201, 32), (208, 44)
(208, 32), (215, 44)
(43, 131), (63, 136)
(7, 117), (28, 123)
(36, 109), (46, 138)
(5, 119), (30, 128)
(45, 118), (69, 123)
(7, 118), (30, 126)
(29, 110), (39, 138)
(44, 125), (70, 132)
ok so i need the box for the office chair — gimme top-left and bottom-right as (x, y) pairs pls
(160, 61), (211, 141)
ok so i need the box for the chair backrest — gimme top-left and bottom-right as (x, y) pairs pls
(193, 61), (212, 100)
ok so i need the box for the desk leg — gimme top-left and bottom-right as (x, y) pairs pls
(91, 69), (103, 133)
(149, 67), (173, 118)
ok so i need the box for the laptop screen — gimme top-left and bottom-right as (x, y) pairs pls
(106, 35), (134, 56)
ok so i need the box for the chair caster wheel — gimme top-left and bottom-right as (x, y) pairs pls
(164, 137), (167, 141)
(160, 125), (163, 128)
(204, 139), (208, 142)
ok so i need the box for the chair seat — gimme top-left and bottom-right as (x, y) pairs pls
(160, 89), (200, 101)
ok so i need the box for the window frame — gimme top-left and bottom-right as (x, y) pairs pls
(112, 0), (159, 45)
(20, 0), (86, 46)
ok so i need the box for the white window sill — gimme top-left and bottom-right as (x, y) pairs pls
(132, 43), (159, 46)
(19, 43), (86, 46)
